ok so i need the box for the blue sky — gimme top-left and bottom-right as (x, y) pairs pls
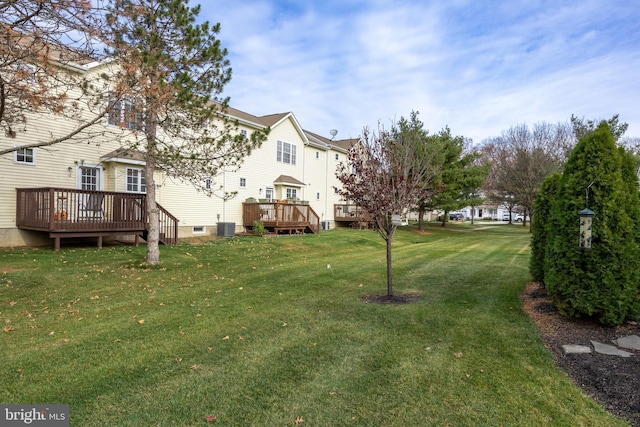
(198, 0), (640, 143)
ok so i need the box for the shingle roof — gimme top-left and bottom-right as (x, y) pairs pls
(223, 105), (290, 128)
(100, 148), (146, 162)
(304, 129), (359, 152)
(273, 175), (306, 186)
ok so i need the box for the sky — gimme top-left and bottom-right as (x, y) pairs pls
(197, 0), (640, 144)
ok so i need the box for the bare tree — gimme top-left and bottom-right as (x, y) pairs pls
(0, 0), (106, 151)
(481, 122), (570, 227)
(335, 113), (441, 297)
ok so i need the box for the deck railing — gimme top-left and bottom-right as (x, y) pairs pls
(334, 203), (370, 223)
(16, 188), (177, 244)
(243, 201), (320, 234)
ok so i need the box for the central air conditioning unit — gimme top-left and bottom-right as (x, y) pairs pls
(217, 222), (236, 237)
(321, 221), (330, 230)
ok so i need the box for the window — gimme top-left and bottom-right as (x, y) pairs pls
(15, 147), (35, 164)
(205, 178), (212, 190)
(286, 188), (297, 199)
(241, 129), (248, 137)
(108, 98), (144, 130)
(265, 187), (275, 201)
(315, 151), (319, 159)
(335, 153), (339, 161)
(126, 168), (146, 193)
(277, 140), (296, 165)
(316, 192), (320, 200)
(239, 177), (247, 188)
(80, 166), (100, 190)
(193, 226), (205, 234)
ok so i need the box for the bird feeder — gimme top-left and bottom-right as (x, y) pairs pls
(578, 208), (594, 250)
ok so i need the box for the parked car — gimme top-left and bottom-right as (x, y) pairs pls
(449, 212), (464, 221)
(501, 212), (510, 221)
(514, 213), (530, 222)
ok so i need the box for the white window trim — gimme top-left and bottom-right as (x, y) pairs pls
(126, 167), (146, 193)
(14, 146), (36, 165)
(276, 140), (296, 165)
(76, 163), (104, 190)
(107, 97), (145, 130)
(239, 177), (247, 188)
(286, 188), (298, 199)
(192, 226), (206, 234)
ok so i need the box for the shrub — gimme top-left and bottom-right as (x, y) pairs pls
(252, 220), (267, 236)
(544, 123), (640, 325)
(529, 173), (561, 284)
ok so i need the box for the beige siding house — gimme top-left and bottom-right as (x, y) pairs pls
(1, 58), (360, 248)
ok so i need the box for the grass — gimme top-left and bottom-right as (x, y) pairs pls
(0, 222), (627, 426)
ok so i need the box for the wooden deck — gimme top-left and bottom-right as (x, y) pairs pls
(16, 187), (178, 250)
(334, 203), (372, 228)
(243, 201), (320, 234)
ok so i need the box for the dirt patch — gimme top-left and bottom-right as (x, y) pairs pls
(521, 282), (640, 426)
(360, 293), (422, 304)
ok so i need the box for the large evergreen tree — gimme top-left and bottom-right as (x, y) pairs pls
(544, 123), (640, 325)
(103, 0), (267, 264)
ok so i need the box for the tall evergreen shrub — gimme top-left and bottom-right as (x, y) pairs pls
(529, 173), (561, 284)
(544, 123), (640, 325)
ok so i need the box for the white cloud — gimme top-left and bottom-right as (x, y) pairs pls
(198, 0), (640, 143)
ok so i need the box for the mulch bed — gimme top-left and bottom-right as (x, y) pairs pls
(521, 282), (640, 426)
(360, 293), (422, 304)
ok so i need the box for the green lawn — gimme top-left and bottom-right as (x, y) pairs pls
(0, 223), (626, 426)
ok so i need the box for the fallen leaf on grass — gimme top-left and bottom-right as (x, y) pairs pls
(190, 364), (200, 370)
(206, 415), (216, 422)
(295, 416), (304, 425)
(454, 352), (463, 358)
(3, 326), (15, 332)
(222, 336), (230, 340)
(176, 358), (182, 364)
(137, 319), (145, 325)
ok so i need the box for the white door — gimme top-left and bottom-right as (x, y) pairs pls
(77, 165), (104, 217)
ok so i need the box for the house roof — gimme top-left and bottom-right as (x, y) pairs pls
(100, 148), (146, 164)
(4, 25), (103, 71)
(273, 175), (306, 187)
(222, 105), (291, 129)
(304, 129), (359, 153)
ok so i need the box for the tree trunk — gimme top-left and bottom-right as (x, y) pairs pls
(440, 210), (448, 227)
(386, 235), (393, 297)
(145, 160), (160, 265)
(418, 206), (425, 231)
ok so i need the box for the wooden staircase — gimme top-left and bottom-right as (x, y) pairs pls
(140, 202), (178, 245)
